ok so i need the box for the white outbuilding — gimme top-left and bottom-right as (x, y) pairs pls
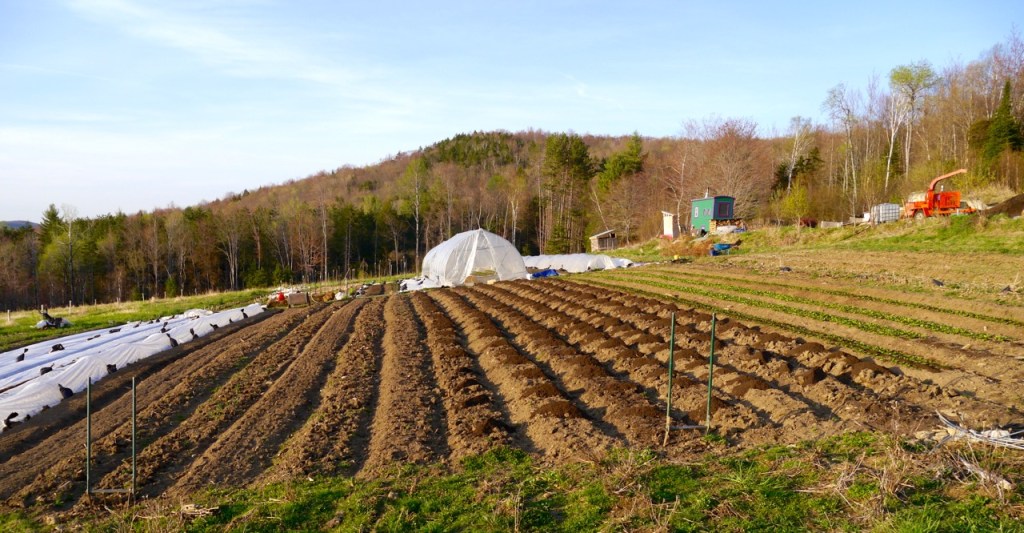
(421, 229), (528, 287)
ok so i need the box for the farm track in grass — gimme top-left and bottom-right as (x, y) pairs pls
(0, 279), (1021, 511)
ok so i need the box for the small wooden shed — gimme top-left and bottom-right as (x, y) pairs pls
(661, 211), (679, 239)
(691, 195), (740, 234)
(589, 229), (617, 252)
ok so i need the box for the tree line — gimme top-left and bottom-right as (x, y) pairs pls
(2, 33), (1023, 311)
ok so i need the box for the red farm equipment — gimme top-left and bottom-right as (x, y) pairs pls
(902, 169), (976, 220)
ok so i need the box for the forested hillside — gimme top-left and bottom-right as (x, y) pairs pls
(2, 34), (1023, 311)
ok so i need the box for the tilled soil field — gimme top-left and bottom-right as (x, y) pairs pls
(1, 269), (1022, 510)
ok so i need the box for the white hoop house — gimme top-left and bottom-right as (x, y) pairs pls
(421, 229), (528, 287)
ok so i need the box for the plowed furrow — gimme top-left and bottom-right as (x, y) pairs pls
(457, 285), (664, 446)
(648, 265), (1024, 339)
(89, 303), (338, 498)
(258, 297), (387, 482)
(359, 295), (448, 475)
(409, 292), (512, 461)
(0, 308), (303, 507)
(489, 282), (734, 433)
(430, 289), (617, 460)
(542, 280), (914, 432)
(507, 280), (847, 431)
(166, 299), (366, 494)
(473, 282), (758, 441)
(570, 279), (1021, 432)
(611, 270), (1024, 385)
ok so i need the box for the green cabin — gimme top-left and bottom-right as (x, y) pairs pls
(691, 196), (736, 234)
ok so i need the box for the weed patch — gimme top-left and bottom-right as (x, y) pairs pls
(4, 437), (1022, 531)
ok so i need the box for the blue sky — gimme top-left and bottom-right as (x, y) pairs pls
(1, 0), (1020, 222)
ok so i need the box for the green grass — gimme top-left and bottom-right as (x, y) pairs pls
(18, 435), (1018, 532)
(736, 214), (1024, 255)
(601, 213), (1024, 270)
(604, 238), (673, 262)
(0, 511), (39, 532)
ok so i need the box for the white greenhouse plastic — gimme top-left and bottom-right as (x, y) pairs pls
(0, 303), (264, 432)
(523, 254), (633, 273)
(421, 229), (528, 287)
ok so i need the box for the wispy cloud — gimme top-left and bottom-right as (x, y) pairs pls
(66, 0), (362, 88)
(0, 62), (123, 83)
(563, 74), (621, 109)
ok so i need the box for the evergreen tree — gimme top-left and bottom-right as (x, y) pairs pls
(596, 133), (644, 193)
(982, 80), (1024, 168)
(541, 134), (594, 253)
(39, 204), (63, 249)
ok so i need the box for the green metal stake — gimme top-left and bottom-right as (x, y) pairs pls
(86, 377), (91, 497)
(131, 376), (136, 500)
(705, 313), (717, 435)
(663, 312), (676, 447)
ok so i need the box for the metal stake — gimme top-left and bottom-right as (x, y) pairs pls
(705, 313), (717, 435)
(131, 376), (136, 500)
(86, 377), (91, 496)
(84, 376), (138, 499)
(663, 312), (676, 447)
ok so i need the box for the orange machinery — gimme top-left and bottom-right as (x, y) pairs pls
(902, 169), (975, 219)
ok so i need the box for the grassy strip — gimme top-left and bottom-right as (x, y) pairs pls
(650, 266), (1024, 329)
(737, 215), (1024, 255)
(0, 289), (266, 353)
(578, 279), (944, 371)
(9, 435), (1022, 531)
(638, 270), (1011, 342)
(597, 272), (926, 342)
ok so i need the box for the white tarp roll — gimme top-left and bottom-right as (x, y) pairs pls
(0, 303), (264, 431)
(421, 229), (528, 287)
(399, 277), (443, 292)
(523, 254), (633, 273)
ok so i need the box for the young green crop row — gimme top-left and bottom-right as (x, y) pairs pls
(597, 273), (926, 342)
(640, 270), (1010, 343)
(579, 279), (943, 371)
(650, 267), (1024, 329)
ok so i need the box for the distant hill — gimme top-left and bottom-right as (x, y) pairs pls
(1, 220), (38, 230)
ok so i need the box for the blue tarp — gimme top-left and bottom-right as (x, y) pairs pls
(709, 243), (732, 256)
